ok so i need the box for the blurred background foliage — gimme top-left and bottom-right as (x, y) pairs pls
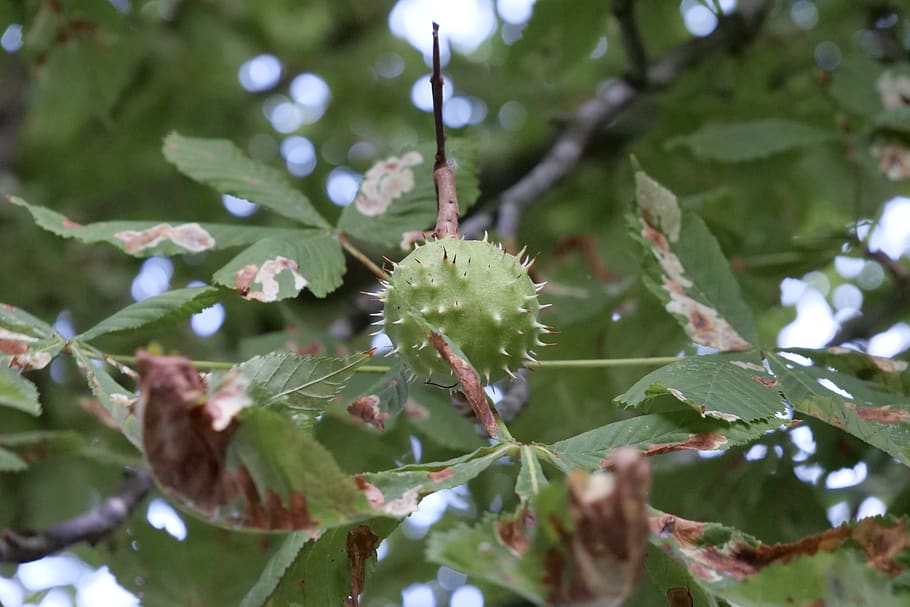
(1, 0), (910, 605)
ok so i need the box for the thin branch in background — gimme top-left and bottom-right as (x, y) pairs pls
(479, 0), (771, 245)
(0, 469), (154, 564)
(612, 0), (648, 85)
(431, 23), (460, 239)
(827, 239), (910, 347)
(494, 368), (530, 423)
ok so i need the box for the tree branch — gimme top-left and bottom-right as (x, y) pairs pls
(612, 0), (648, 85)
(431, 23), (460, 239)
(827, 242), (910, 347)
(0, 469), (154, 564)
(478, 0), (771, 245)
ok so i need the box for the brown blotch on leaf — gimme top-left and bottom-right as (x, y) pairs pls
(231, 466), (316, 530)
(234, 264), (258, 296)
(288, 340), (324, 356)
(428, 468), (453, 483)
(545, 448), (651, 607)
(604, 433), (728, 466)
(354, 474), (385, 509)
(347, 395), (389, 430)
(853, 517), (910, 576)
(114, 223), (214, 254)
(0, 339), (28, 356)
(61, 218), (82, 228)
(345, 525), (381, 607)
(845, 401), (910, 424)
(667, 587), (694, 607)
(752, 375), (779, 389)
(495, 508), (533, 557)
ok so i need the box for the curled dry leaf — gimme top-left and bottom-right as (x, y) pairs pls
(495, 508), (533, 558)
(347, 395), (389, 430)
(345, 525), (381, 607)
(650, 513), (910, 582)
(666, 587), (694, 607)
(137, 351), (315, 530)
(545, 448), (651, 607)
(825, 346), (908, 373)
(137, 350), (236, 512)
(113, 222), (215, 254)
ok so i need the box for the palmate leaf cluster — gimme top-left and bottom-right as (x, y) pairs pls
(2, 1), (910, 606)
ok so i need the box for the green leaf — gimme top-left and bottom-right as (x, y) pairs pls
(768, 351), (910, 467)
(828, 58), (886, 118)
(212, 230), (345, 300)
(645, 544), (719, 607)
(508, 0), (610, 74)
(78, 286), (222, 341)
(7, 196), (298, 258)
(0, 366), (41, 416)
(71, 346), (141, 447)
(0, 431), (90, 470)
(0, 301), (65, 370)
(25, 2), (142, 146)
(631, 169), (757, 349)
(615, 353), (786, 422)
(224, 407), (369, 529)
(163, 132), (329, 228)
(0, 446), (27, 472)
(550, 410), (784, 469)
(362, 444), (510, 515)
(103, 514), (274, 607)
(515, 445), (547, 502)
(875, 106), (910, 135)
(720, 549), (906, 607)
(667, 119), (835, 162)
(237, 351), (373, 428)
(260, 519), (398, 606)
(239, 531), (309, 607)
(428, 512), (547, 604)
(341, 361), (409, 431)
(336, 139), (479, 249)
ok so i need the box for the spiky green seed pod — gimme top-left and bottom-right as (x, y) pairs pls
(379, 238), (547, 383)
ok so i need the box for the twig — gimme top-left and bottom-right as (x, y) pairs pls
(827, 241), (910, 346)
(338, 232), (389, 280)
(495, 368), (530, 423)
(612, 0), (648, 85)
(0, 469), (154, 563)
(488, 0), (771, 245)
(431, 23), (460, 239)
